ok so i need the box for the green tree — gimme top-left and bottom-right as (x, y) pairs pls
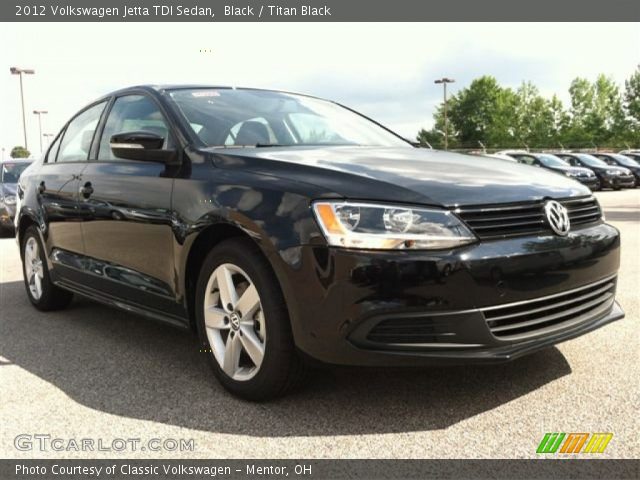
(10, 146), (30, 158)
(566, 75), (626, 147)
(446, 76), (503, 148)
(416, 128), (443, 149)
(548, 95), (570, 147)
(623, 66), (640, 145)
(566, 77), (594, 146)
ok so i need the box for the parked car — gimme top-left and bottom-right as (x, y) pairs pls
(15, 85), (624, 400)
(592, 153), (640, 186)
(555, 153), (635, 190)
(505, 152), (599, 190)
(0, 159), (32, 234)
(618, 150), (640, 163)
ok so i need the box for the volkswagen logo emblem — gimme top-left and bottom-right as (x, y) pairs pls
(229, 312), (241, 331)
(544, 200), (570, 236)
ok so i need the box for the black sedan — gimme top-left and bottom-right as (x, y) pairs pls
(556, 153), (635, 190)
(592, 153), (640, 187)
(506, 152), (600, 190)
(15, 85), (624, 400)
(0, 159), (31, 234)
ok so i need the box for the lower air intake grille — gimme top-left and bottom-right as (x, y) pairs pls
(482, 275), (616, 340)
(456, 196), (601, 239)
(366, 317), (455, 345)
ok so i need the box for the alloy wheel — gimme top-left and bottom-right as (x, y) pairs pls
(203, 263), (266, 381)
(24, 237), (44, 301)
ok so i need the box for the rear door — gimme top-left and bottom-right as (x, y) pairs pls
(37, 101), (107, 279)
(78, 93), (183, 319)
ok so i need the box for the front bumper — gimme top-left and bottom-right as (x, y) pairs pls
(601, 174), (635, 189)
(576, 177), (600, 190)
(274, 222), (623, 366)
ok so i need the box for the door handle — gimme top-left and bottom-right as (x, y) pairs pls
(80, 182), (94, 199)
(37, 181), (46, 195)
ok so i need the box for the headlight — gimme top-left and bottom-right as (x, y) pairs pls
(3, 195), (16, 205)
(606, 170), (619, 175)
(565, 171), (579, 177)
(312, 201), (476, 250)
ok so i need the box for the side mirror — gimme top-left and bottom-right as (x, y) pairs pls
(110, 131), (178, 164)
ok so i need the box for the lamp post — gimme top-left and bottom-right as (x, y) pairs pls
(434, 77), (455, 150)
(43, 133), (54, 149)
(33, 110), (48, 153)
(10, 67), (35, 151)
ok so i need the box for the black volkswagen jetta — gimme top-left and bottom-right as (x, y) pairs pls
(16, 86), (624, 400)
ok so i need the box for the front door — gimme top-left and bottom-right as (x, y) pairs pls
(79, 94), (183, 319)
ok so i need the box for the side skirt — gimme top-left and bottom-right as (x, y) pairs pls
(53, 277), (190, 330)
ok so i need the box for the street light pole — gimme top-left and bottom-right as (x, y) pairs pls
(43, 133), (54, 148)
(33, 110), (48, 153)
(434, 77), (455, 150)
(10, 67), (35, 151)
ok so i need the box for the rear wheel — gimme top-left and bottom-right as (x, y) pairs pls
(21, 226), (73, 311)
(195, 238), (306, 400)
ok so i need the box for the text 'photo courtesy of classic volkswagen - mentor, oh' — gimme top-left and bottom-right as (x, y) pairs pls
(14, 86), (624, 400)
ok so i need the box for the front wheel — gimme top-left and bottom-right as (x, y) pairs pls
(195, 238), (306, 401)
(21, 226), (73, 311)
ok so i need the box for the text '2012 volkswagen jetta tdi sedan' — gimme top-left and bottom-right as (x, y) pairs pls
(16, 86), (624, 400)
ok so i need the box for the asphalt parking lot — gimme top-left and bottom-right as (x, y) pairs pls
(0, 190), (638, 459)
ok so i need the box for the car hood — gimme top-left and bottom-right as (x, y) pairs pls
(590, 164), (629, 174)
(210, 146), (590, 207)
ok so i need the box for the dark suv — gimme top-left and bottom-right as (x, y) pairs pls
(15, 86), (624, 400)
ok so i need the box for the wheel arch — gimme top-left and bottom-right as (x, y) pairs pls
(17, 213), (38, 259)
(183, 222), (285, 331)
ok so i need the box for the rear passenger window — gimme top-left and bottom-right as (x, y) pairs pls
(98, 95), (171, 161)
(56, 102), (107, 162)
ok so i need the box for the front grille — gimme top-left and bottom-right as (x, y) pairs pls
(482, 275), (616, 340)
(456, 196), (601, 239)
(366, 317), (455, 345)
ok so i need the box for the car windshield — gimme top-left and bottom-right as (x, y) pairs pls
(576, 154), (607, 167)
(537, 154), (569, 167)
(609, 154), (638, 167)
(168, 88), (409, 148)
(1, 163), (29, 183)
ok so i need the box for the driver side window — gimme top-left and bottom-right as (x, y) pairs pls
(98, 95), (171, 161)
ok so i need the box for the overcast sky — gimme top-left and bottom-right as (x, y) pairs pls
(1, 22), (638, 156)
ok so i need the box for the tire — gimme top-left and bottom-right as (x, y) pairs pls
(21, 226), (73, 311)
(195, 237), (306, 401)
